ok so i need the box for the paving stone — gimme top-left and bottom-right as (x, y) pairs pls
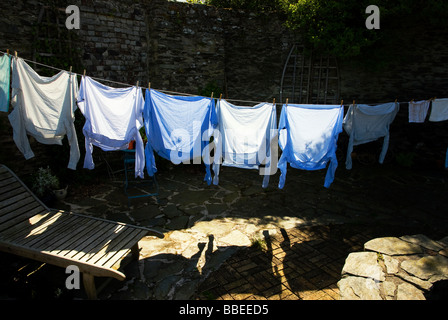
(401, 255), (448, 281)
(341, 252), (385, 282)
(400, 234), (444, 251)
(364, 237), (423, 255)
(396, 282), (426, 300)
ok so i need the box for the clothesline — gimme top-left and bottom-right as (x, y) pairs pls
(0, 50), (439, 107)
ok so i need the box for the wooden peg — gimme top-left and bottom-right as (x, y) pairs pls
(148, 82), (151, 90)
(352, 100), (355, 106)
(14, 51), (18, 58)
(211, 92), (214, 99)
(219, 93), (222, 100)
(273, 98), (276, 105)
(6, 49), (9, 55)
(136, 81), (139, 87)
(83, 69), (86, 77)
(341, 100), (344, 106)
(286, 98), (289, 106)
(69, 66), (72, 73)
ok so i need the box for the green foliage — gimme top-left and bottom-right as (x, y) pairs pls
(202, 0), (448, 58)
(32, 167), (60, 197)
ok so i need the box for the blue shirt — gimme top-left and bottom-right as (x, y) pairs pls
(277, 104), (344, 189)
(0, 53), (11, 112)
(143, 89), (217, 184)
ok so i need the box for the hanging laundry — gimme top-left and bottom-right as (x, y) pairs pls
(277, 104), (344, 189)
(77, 76), (145, 178)
(429, 98), (448, 122)
(408, 100), (430, 123)
(143, 89), (217, 184)
(213, 99), (277, 188)
(343, 102), (399, 170)
(0, 53), (11, 112)
(8, 57), (80, 169)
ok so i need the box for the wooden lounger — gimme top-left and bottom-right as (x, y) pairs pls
(0, 164), (164, 299)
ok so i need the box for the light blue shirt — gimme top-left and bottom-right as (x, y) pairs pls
(278, 104), (344, 189)
(143, 89), (217, 184)
(343, 102), (399, 169)
(0, 54), (11, 112)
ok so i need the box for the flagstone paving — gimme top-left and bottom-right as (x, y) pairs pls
(1, 156), (447, 300)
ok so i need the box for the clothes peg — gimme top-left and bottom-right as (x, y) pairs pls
(6, 49), (9, 55)
(14, 51), (18, 58)
(148, 82), (151, 90)
(136, 81), (139, 87)
(83, 69), (86, 77)
(341, 100), (344, 107)
(286, 98), (288, 106)
(211, 92), (214, 99)
(352, 100), (355, 106)
(273, 98), (276, 105)
(69, 66), (72, 73)
(219, 93), (222, 100)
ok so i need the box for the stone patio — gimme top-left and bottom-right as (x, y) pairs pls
(0, 154), (447, 300)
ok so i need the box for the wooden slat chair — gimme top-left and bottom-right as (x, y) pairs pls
(0, 164), (164, 299)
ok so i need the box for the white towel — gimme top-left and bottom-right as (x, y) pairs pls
(408, 100), (430, 123)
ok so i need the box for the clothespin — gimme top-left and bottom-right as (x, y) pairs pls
(211, 92), (214, 99)
(136, 81), (139, 87)
(286, 98), (289, 106)
(340, 100), (344, 107)
(14, 51), (18, 58)
(83, 69), (86, 77)
(6, 49), (9, 55)
(352, 100), (355, 106)
(273, 98), (276, 105)
(148, 82), (151, 90)
(219, 93), (222, 101)
(69, 66), (72, 73)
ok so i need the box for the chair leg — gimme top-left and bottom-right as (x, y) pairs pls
(83, 273), (97, 300)
(131, 243), (140, 261)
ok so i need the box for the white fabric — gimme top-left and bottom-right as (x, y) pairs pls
(77, 76), (145, 178)
(408, 100), (430, 123)
(213, 99), (277, 188)
(429, 98), (448, 122)
(8, 57), (80, 169)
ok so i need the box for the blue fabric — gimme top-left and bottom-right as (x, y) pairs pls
(0, 54), (11, 112)
(445, 147), (448, 169)
(143, 89), (217, 184)
(343, 102), (399, 169)
(212, 99), (277, 188)
(277, 104), (344, 189)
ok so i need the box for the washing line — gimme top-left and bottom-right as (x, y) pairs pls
(0, 50), (429, 107)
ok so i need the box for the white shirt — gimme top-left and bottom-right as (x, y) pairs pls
(213, 99), (277, 188)
(8, 57), (80, 169)
(77, 76), (145, 178)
